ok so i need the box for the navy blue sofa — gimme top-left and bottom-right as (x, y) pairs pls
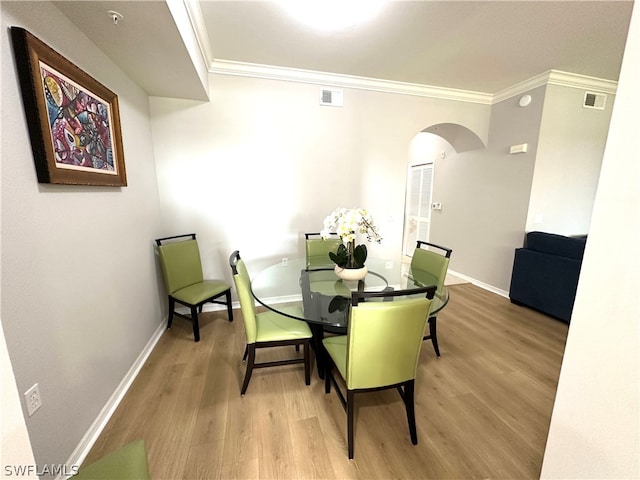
(509, 231), (587, 324)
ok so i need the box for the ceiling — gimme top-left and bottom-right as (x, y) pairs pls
(53, 1), (634, 100)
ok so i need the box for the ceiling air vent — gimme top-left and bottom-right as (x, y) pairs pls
(320, 88), (343, 107)
(583, 91), (606, 110)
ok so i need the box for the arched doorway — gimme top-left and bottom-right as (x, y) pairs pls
(402, 123), (485, 256)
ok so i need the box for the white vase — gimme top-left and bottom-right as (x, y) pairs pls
(334, 265), (368, 281)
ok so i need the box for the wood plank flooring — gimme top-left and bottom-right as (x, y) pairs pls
(84, 284), (568, 479)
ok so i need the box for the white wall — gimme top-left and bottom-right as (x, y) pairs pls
(527, 84), (614, 235)
(149, 74), (490, 281)
(541, 2), (640, 477)
(1, 2), (163, 472)
(1, 321), (37, 479)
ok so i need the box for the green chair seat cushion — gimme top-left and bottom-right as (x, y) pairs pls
(323, 335), (347, 379)
(255, 306), (312, 342)
(75, 440), (150, 480)
(172, 279), (230, 305)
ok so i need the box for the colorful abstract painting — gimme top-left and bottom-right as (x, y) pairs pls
(41, 64), (117, 174)
(11, 27), (126, 186)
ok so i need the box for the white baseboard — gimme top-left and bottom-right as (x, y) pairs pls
(60, 320), (166, 479)
(447, 269), (509, 298)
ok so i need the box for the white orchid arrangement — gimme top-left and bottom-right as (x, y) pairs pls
(320, 207), (382, 268)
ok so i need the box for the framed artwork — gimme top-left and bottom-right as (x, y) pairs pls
(10, 27), (127, 186)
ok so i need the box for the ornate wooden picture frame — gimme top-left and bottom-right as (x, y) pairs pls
(11, 27), (127, 186)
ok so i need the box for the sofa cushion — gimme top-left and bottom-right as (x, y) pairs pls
(525, 231), (587, 260)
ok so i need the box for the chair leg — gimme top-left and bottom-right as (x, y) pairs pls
(167, 297), (175, 329)
(310, 324), (325, 379)
(191, 306), (200, 342)
(428, 316), (440, 357)
(241, 344), (256, 395)
(242, 345), (248, 363)
(347, 389), (355, 459)
(225, 289), (234, 322)
(404, 380), (418, 445)
(324, 357), (332, 394)
(303, 341), (310, 386)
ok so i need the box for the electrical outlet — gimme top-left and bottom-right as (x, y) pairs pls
(24, 383), (42, 416)
(281, 257), (288, 267)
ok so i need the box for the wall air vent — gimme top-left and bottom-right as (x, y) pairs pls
(320, 88), (343, 107)
(583, 91), (606, 110)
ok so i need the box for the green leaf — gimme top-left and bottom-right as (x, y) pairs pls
(352, 244), (367, 268)
(329, 244), (349, 267)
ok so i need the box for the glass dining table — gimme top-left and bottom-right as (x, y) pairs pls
(250, 257), (449, 377)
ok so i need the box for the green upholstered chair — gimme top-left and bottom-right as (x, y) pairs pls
(410, 240), (452, 356)
(229, 250), (312, 395)
(304, 232), (342, 268)
(75, 440), (150, 479)
(323, 286), (435, 459)
(304, 232), (347, 340)
(155, 234), (233, 342)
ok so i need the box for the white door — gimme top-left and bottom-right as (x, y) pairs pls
(402, 163), (434, 256)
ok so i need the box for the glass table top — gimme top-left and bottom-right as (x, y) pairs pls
(250, 258), (449, 328)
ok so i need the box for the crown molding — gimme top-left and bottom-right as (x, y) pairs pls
(546, 70), (618, 94)
(209, 60), (493, 104)
(493, 70), (618, 103)
(183, 0), (214, 68)
(492, 71), (552, 104)
(210, 61), (618, 105)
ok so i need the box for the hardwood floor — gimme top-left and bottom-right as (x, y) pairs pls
(84, 284), (568, 479)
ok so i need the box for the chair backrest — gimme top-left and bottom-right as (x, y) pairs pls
(156, 234), (204, 295)
(305, 232), (342, 268)
(410, 240), (452, 292)
(346, 287), (434, 390)
(229, 250), (258, 343)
